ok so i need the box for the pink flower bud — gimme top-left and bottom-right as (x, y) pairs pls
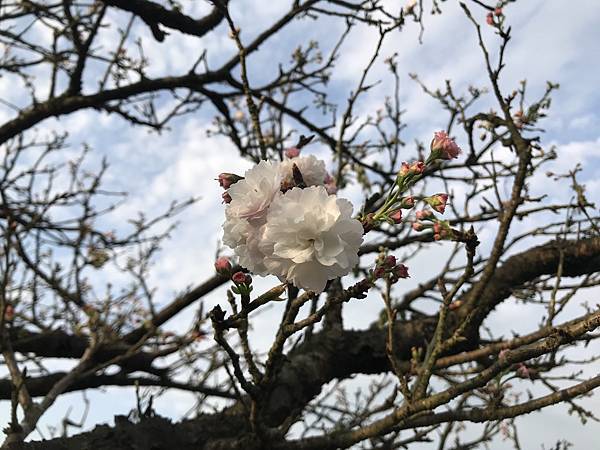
(432, 220), (453, 241)
(232, 271), (251, 285)
(412, 221), (424, 231)
(394, 264), (410, 279)
(410, 161), (425, 174)
(399, 161), (425, 178)
(222, 192), (232, 204)
(324, 173), (337, 194)
(399, 162), (411, 177)
(216, 173), (242, 189)
(390, 210), (402, 224)
(431, 131), (461, 160)
(498, 349), (510, 360)
(285, 147), (301, 158)
(215, 257), (232, 275)
(361, 213), (376, 233)
(425, 193), (449, 214)
(373, 266), (386, 279)
(516, 363), (531, 379)
(383, 255), (397, 269)
(486, 12), (494, 25)
(400, 196), (415, 208)
(415, 209), (433, 220)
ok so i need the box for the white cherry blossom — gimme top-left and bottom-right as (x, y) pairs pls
(226, 160), (281, 222)
(279, 155), (328, 187)
(259, 186), (363, 292)
(221, 156), (362, 291)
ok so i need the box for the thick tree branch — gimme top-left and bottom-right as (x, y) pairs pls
(16, 307), (600, 450)
(0, 372), (236, 400)
(100, 0), (227, 42)
(462, 236), (600, 333)
(0, 71), (224, 145)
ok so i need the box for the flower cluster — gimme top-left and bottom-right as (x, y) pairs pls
(219, 131), (462, 291)
(486, 7), (503, 26)
(372, 254), (410, 283)
(362, 131), (461, 236)
(219, 152), (363, 293)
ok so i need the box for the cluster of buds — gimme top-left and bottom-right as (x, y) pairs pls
(497, 350), (538, 381)
(412, 213), (454, 241)
(372, 254), (410, 283)
(481, 379), (509, 395)
(215, 258), (253, 293)
(377, 195), (415, 225)
(398, 161), (425, 181)
(216, 173), (243, 204)
(428, 131), (462, 163)
(87, 247), (110, 269)
(412, 209), (433, 231)
(433, 220), (454, 241)
(363, 132), (461, 232)
(486, 7), (503, 26)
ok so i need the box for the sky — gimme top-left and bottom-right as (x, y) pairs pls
(1, 0), (599, 448)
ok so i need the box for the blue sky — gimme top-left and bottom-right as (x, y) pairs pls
(1, 0), (599, 447)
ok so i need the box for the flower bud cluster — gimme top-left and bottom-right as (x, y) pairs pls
(486, 6), (504, 26)
(432, 220), (454, 241)
(412, 210), (454, 241)
(398, 161), (425, 179)
(372, 254), (410, 283)
(362, 132), (460, 232)
(215, 258), (254, 294)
